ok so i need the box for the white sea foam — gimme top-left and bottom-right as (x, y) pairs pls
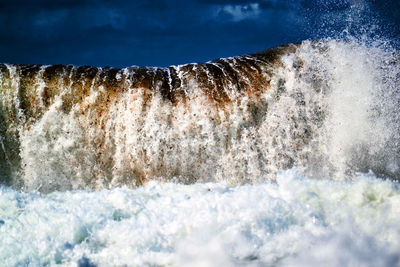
(1, 168), (399, 266)
(1, 11), (400, 266)
(0, 39), (392, 192)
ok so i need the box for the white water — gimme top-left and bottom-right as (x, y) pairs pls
(1, 169), (400, 266)
(1, 37), (400, 265)
(0, 39), (394, 192)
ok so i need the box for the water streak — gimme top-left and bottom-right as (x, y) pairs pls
(0, 40), (399, 192)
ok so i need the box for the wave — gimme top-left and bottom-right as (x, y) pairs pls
(2, 169), (400, 266)
(0, 39), (399, 192)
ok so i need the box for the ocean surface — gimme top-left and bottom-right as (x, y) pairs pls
(1, 169), (400, 266)
(1, 5), (400, 266)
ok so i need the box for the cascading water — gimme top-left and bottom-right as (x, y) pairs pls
(0, 40), (399, 193)
(1, 2), (400, 265)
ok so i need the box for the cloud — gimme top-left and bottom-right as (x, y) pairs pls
(0, 0), (397, 67)
(0, 0), (306, 67)
(216, 3), (261, 22)
(32, 9), (69, 27)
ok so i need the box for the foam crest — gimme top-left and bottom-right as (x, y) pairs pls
(0, 40), (399, 191)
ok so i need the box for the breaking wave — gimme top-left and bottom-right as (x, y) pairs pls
(1, 1), (400, 266)
(1, 169), (400, 266)
(0, 39), (399, 192)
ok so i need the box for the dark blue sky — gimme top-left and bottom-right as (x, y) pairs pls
(0, 0), (398, 67)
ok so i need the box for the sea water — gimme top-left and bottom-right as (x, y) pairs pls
(1, 6), (400, 267)
(1, 169), (400, 266)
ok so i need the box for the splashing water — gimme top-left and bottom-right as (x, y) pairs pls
(0, 39), (399, 192)
(1, 2), (400, 265)
(1, 169), (400, 266)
